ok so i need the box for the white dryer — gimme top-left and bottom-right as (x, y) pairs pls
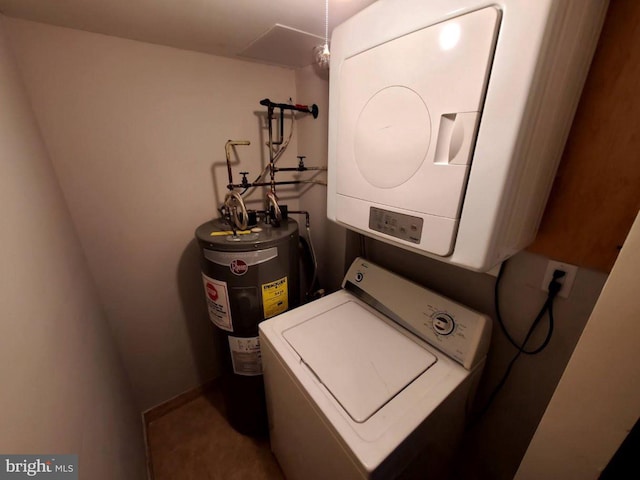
(327, 0), (608, 271)
(259, 258), (491, 479)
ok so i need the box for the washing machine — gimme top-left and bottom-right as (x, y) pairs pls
(259, 258), (492, 479)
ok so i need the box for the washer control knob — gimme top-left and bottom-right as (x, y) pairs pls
(433, 313), (455, 336)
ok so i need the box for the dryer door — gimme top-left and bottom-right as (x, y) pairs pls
(283, 300), (436, 423)
(334, 6), (500, 256)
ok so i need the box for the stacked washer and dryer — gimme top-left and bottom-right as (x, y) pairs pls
(255, 0), (607, 478)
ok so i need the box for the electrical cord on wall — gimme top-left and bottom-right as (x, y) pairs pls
(472, 260), (566, 423)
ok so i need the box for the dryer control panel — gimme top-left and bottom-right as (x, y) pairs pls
(369, 207), (423, 244)
(342, 257), (491, 370)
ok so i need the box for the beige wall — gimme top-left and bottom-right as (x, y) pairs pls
(4, 18), (303, 410)
(516, 211), (640, 479)
(0, 17), (146, 478)
(295, 65), (348, 293)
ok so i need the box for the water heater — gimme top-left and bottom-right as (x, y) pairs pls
(327, 0), (608, 271)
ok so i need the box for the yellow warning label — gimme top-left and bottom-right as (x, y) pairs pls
(261, 276), (288, 319)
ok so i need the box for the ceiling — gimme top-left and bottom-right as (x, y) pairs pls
(0, 0), (377, 68)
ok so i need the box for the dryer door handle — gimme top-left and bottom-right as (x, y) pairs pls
(434, 112), (480, 165)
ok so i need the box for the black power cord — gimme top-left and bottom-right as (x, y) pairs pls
(472, 260), (566, 422)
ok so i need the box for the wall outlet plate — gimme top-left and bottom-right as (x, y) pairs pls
(541, 261), (578, 299)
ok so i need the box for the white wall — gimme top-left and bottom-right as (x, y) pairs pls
(0, 16), (146, 478)
(516, 211), (640, 479)
(4, 17), (304, 410)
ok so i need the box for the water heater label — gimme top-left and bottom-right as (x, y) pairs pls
(261, 276), (288, 319)
(228, 336), (262, 376)
(204, 247), (278, 267)
(201, 273), (233, 331)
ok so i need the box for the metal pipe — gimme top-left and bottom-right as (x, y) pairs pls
(265, 191), (282, 225)
(287, 210), (310, 228)
(224, 191), (248, 230)
(260, 98), (320, 198)
(241, 113), (295, 196)
(272, 166), (327, 172)
(265, 105), (276, 195)
(225, 140), (250, 189)
(288, 210), (318, 299)
(269, 107), (284, 147)
(259, 98), (319, 119)
(228, 179), (327, 189)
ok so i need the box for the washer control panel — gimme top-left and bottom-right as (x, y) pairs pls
(432, 312), (455, 336)
(343, 257), (492, 370)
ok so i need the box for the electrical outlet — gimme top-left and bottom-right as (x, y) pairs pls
(541, 261), (578, 299)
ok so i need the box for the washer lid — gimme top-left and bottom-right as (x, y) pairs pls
(282, 300), (437, 423)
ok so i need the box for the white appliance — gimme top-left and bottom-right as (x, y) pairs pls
(327, 0), (609, 271)
(259, 258), (491, 479)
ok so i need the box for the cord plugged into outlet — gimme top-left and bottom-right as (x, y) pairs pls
(541, 261), (578, 299)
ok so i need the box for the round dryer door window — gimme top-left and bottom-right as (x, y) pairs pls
(354, 86), (431, 189)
